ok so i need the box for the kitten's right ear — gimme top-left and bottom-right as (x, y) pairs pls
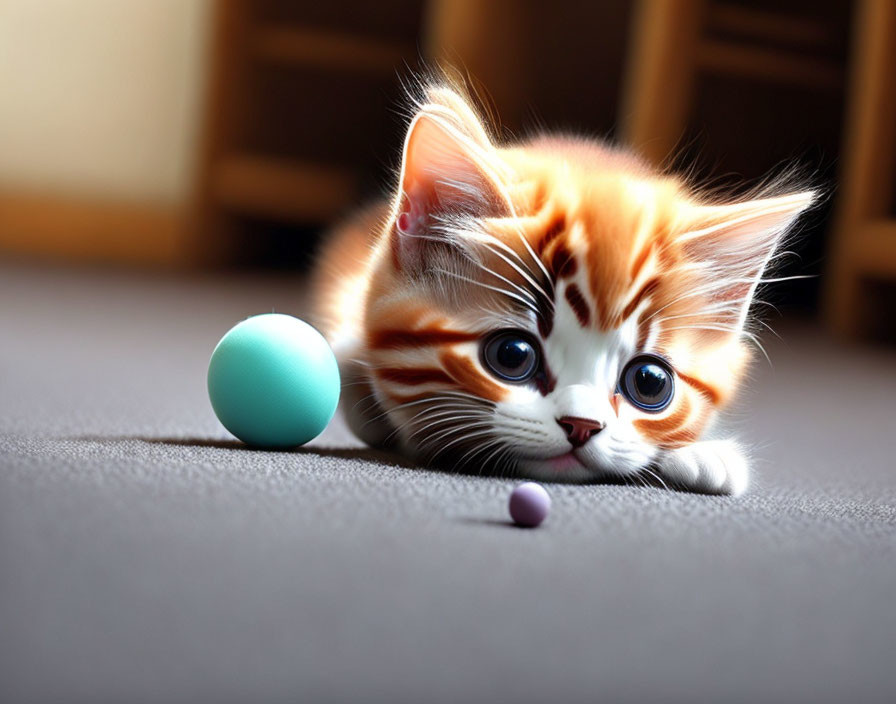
(681, 190), (816, 332)
(391, 106), (504, 273)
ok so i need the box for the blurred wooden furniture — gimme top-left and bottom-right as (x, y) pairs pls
(620, 0), (846, 166)
(826, 0), (896, 338)
(0, 1), (425, 269)
(619, 1), (896, 332)
(190, 0), (423, 264)
(0, 192), (184, 266)
(424, 0), (527, 129)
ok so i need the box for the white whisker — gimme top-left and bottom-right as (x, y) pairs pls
(639, 466), (670, 491)
(433, 267), (541, 314)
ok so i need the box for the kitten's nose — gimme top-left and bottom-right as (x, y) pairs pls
(557, 416), (604, 448)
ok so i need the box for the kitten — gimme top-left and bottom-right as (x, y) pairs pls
(313, 83), (814, 495)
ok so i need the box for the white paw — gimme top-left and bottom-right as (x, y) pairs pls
(659, 440), (749, 496)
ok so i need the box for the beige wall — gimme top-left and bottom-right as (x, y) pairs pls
(0, 0), (210, 205)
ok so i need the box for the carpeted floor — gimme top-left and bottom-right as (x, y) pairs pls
(1, 263), (894, 704)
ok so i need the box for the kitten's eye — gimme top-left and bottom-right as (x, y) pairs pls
(619, 355), (674, 412)
(481, 331), (540, 382)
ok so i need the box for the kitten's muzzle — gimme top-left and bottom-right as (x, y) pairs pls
(557, 416), (604, 448)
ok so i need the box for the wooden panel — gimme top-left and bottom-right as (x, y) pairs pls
(244, 68), (404, 166)
(185, 0), (253, 267)
(212, 153), (356, 223)
(254, 0), (424, 43)
(696, 39), (843, 90)
(619, 0), (704, 166)
(253, 26), (410, 75)
(425, 0), (527, 131)
(832, 0), (896, 224)
(851, 221), (896, 277)
(0, 191), (186, 266)
(705, 5), (837, 50)
(826, 0), (896, 337)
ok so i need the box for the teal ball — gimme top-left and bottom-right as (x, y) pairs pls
(207, 314), (340, 448)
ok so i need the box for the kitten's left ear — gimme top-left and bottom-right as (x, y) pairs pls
(391, 93), (507, 274)
(681, 191), (816, 330)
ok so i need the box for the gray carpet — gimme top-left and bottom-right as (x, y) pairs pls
(1, 263), (894, 704)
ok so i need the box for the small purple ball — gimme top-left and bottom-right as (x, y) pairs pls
(509, 482), (551, 527)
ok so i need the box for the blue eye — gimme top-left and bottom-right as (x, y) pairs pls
(619, 355), (674, 411)
(482, 331), (540, 382)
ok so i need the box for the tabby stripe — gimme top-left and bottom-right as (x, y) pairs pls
(629, 240), (654, 279)
(535, 365), (557, 396)
(655, 427), (699, 449)
(531, 183), (548, 213)
(548, 243), (577, 280)
(564, 284), (591, 327)
(537, 308), (554, 338)
(369, 328), (479, 349)
(676, 371), (721, 405)
(379, 355), (507, 404)
(440, 351), (506, 402)
(536, 214), (566, 254)
(375, 367), (454, 386)
(384, 390), (439, 405)
(535, 249), (557, 338)
(620, 276), (660, 324)
(633, 396), (691, 438)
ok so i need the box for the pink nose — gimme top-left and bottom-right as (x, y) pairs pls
(557, 416), (604, 448)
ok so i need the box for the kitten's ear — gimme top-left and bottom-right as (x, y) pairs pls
(681, 191), (816, 331)
(391, 99), (504, 273)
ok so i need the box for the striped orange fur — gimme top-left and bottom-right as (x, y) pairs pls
(313, 81), (815, 494)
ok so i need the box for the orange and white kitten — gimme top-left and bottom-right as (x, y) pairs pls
(313, 84), (814, 495)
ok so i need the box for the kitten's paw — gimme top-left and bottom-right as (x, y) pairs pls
(658, 440), (749, 496)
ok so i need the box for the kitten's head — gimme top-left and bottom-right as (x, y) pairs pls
(362, 85), (814, 482)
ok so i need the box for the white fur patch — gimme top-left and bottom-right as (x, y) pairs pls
(492, 279), (657, 481)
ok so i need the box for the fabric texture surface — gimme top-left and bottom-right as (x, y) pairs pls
(1, 264), (894, 704)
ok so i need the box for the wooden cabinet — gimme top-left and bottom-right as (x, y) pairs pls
(825, 0), (896, 338)
(189, 0), (425, 265)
